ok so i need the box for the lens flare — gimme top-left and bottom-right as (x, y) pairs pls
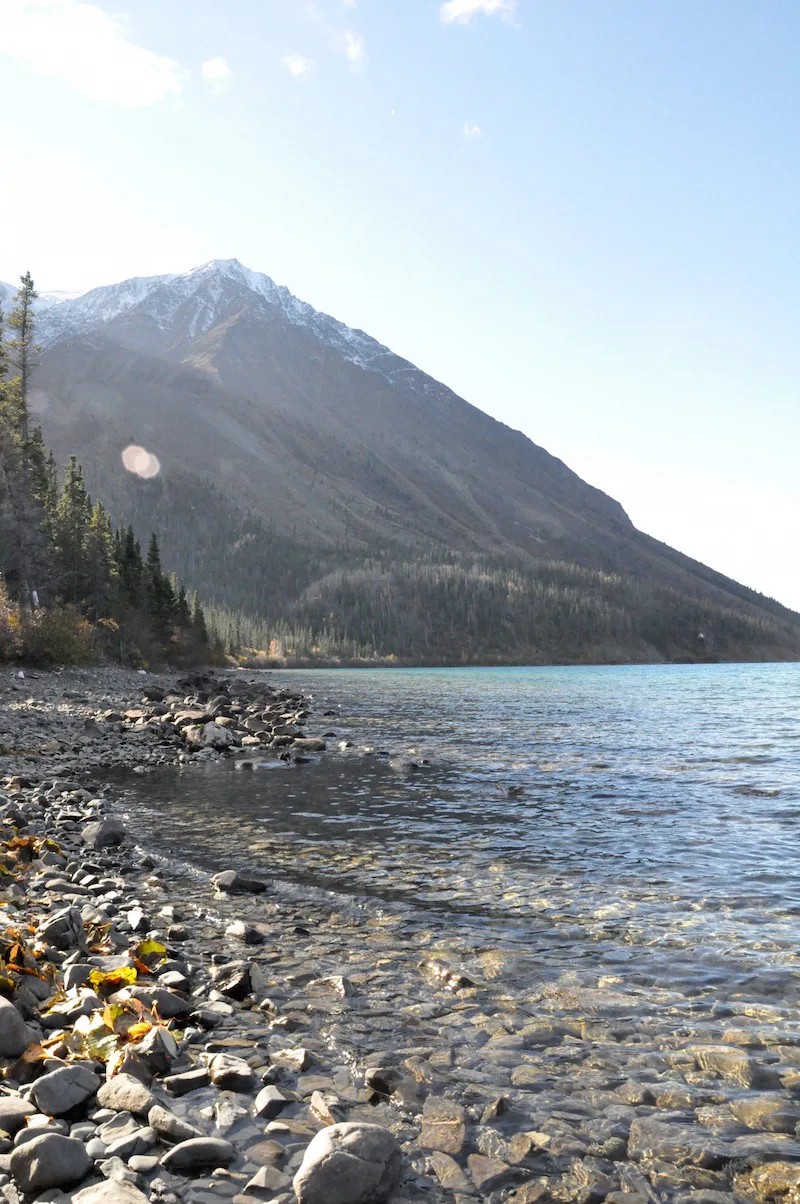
(122, 445), (161, 479)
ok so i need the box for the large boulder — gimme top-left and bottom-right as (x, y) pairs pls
(293, 1122), (402, 1204)
(82, 817), (126, 849)
(9, 1132), (92, 1193)
(0, 996), (35, 1057)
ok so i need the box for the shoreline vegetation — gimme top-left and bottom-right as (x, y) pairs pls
(2, 666), (800, 1204)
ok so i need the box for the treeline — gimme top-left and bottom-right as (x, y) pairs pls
(0, 273), (213, 666)
(206, 556), (800, 666)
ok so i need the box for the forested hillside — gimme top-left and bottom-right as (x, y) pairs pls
(0, 274), (212, 666)
(204, 555), (800, 666)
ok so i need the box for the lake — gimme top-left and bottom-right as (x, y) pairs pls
(116, 662), (800, 1007)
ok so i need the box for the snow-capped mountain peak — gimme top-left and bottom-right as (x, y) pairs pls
(0, 259), (445, 401)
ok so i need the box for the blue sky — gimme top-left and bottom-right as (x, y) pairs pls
(1, 0), (799, 608)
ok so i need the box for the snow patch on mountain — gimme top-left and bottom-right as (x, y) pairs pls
(5, 259), (447, 404)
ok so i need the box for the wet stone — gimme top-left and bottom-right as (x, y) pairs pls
(419, 1097), (467, 1154)
(254, 1085), (293, 1119)
(161, 1136), (236, 1171)
(730, 1094), (800, 1133)
(467, 1153), (518, 1192)
(164, 1067), (211, 1096)
(690, 1046), (782, 1089)
(293, 1122), (402, 1204)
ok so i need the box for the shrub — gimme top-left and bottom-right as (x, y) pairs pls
(9, 605), (94, 666)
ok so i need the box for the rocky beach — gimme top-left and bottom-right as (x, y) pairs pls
(1, 666), (800, 1204)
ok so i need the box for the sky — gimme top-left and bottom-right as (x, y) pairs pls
(1, 0), (799, 609)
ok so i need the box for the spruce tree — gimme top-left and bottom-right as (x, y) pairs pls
(116, 526), (144, 610)
(175, 583), (192, 628)
(145, 533), (176, 636)
(191, 591), (209, 646)
(52, 456), (91, 605)
(7, 272), (38, 446)
(84, 501), (115, 619)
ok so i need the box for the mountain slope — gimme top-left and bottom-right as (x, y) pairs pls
(7, 259), (799, 662)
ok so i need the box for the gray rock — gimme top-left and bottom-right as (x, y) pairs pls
(163, 1067), (210, 1096)
(72, 1181), (150, 1203)
(13, 1123), (66, 1147)
(160, 1136), (235, 1171)
(63, 964), (93, 992)
(31, 1064), (100, 1117)
(104, 1125), (156, 1160)
(293, 1122), (402, 1204)
(96, 1074), (155, 1116)
(98, 1153), (143, 1183)
(0, 997), (35, 1058)
(9, 1132), (92, 1193)
(148, 1104), (202, 1144)
(0, 1096), (38, 1136)
(212, 869), (268, 894)
(38, 906), (84, 950)
(225, 920), (265, 944)
(208, 1053), (256, 1093)
(254, 1085), (292, 1120)
(81, 818), (126, 849)
(126, 985), (192, 1019)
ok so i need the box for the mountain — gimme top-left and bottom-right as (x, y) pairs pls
(6, 258), (799, 663)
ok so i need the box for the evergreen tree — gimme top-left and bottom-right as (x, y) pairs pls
(175, 581), (192, 628)
(191, 590), (209, 645)
(52, 456), (91, 605)
(115, 525), (144, 610)
(145, 532), (176, 636)
(0, 297), (52, 607)
(84, 501), (115, 619)
(7, 272), (38, 446)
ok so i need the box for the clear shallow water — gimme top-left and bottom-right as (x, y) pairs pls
(118, 663), (800, 1002)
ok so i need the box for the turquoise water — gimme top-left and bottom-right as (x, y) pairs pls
(121, 662), (800, 997)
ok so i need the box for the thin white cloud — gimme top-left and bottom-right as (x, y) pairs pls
(201, 56), (231, 93)
(464, 121), (482, 138)
(441, 0), (517, 25)
(283, 53), (316, 78)
(0, 0), (184, 108)
(344, 0), (357, 7)
(342, 30), (366, 68)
